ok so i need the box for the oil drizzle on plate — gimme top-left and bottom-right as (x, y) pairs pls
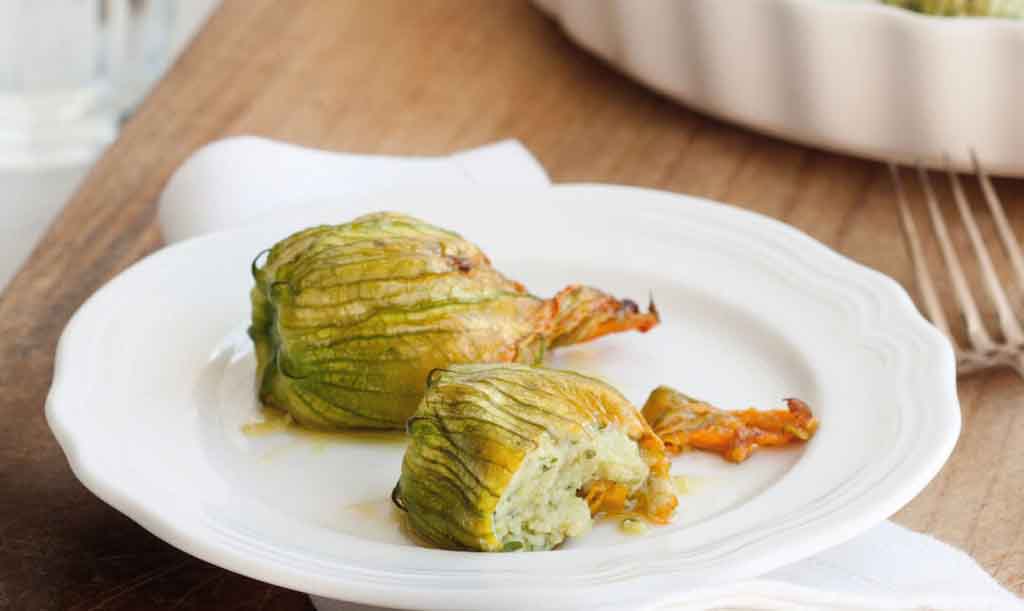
(325, 499), (421, 545)
(242, 407), (407, 445)
(242, 407), (406, 461)
(673, 474), (704, 495)
(338, 499), (405, 528)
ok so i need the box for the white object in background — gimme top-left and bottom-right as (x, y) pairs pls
(157, 137), (549, 243)
(0, 0), (219, 292)
(534, 0), (1024, 177)
(0, 166), (90, 288)
(0, 0), (175, 167)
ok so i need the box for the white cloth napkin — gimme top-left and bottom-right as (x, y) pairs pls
(157, 136), (549, 243)
(157, 137), (1023, 611)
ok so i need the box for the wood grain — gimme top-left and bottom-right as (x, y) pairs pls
(2, 1), (1022, 608)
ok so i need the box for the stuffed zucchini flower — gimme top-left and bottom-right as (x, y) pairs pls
(249, 212), (658, 430)
(393, 364), (677, 551)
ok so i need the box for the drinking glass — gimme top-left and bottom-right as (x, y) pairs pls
(0, 0), (175, 167)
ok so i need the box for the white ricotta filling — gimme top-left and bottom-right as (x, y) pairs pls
(492, 428), (649, 551)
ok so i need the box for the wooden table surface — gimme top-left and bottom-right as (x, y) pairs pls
(4, 1), (1023, 609)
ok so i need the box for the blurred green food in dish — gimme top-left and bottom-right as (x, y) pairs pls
(881, 0), (1024, 17)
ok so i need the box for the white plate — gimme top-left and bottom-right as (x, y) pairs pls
(47, 185), (959, 610)
(535, 0), (1024, 177)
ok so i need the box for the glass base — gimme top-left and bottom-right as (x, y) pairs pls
(0, 82), (116, 167)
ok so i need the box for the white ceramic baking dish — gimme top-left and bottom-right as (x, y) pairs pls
(535, 0), (1024, 176)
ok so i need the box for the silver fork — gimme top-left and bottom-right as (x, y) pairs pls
(889, 153), (1024, 377)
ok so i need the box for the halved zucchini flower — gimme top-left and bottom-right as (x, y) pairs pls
(392, 364), (677, 551)
(249, 212), (659, 430)
(641, 386), (818, 463)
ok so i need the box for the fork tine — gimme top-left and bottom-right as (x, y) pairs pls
(888, 164), (954, 340)
(946, 159), (1024, 345)
(971, 151), (1024, 294)
(916, 163), (995, 352)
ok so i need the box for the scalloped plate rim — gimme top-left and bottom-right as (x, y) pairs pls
(46, 184), (960, 610)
